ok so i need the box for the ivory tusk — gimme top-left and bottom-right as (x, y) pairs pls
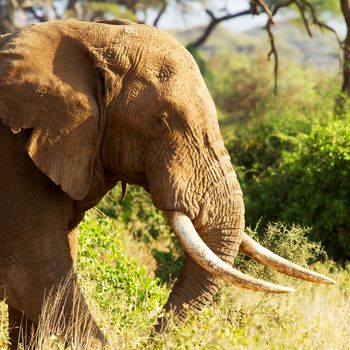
(167, 211), (295, 293)
(240, 233), (336, 284)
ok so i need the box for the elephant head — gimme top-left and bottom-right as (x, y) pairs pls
(0, 20), (334, 342)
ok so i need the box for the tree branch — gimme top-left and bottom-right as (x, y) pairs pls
(340, 0), (350, 95)
(252, 0), (275, 23)
(294, 0), (312, 37)
(265, 17), (279, 95)
(255, 0), (339, 95)
(153, 0), (167, 27)
(187, 8), (253, 50)
(341, 0), (350, 28)
(304, 1), (341, 44)
(25, 6), (48, 22)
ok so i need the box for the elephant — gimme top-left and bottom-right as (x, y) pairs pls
(0, 19), (335, 348)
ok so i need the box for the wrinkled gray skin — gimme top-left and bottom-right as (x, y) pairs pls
(0, 20), (244, 347)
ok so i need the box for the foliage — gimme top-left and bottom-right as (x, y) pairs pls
(264, 0), (340, 15)
(98, 185), (184, 284)
(78, 210), (169, 332)
(205, 53), (274, 123)
(211, 51), (335, 178)
(204, 49), (336, 124)
(251, 116), (350, 260)
(82, 2), (138, 20)
(151, 243), (184, 284)
(98, 185), (170, 242)
(212, 51), (349, 260)
(235, 223), (327, 284)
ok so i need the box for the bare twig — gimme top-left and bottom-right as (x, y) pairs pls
(153, 0), (167, 27)
(294, 0), (312, 37)
(25, 6), (48, 22)
(304, 0), (341, 45)
(252, 0), (275, 23)
(187, 8), (253, 49)
(52, 4), (62, 20)
(254, 0), (339, 95)
(264, 17), (279, 95)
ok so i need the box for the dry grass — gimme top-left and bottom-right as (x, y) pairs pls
(30, 276), (103, 350)
(0, 302), (8, 349)
(1, 264), (349, 349)
(1, 274), (111, 350)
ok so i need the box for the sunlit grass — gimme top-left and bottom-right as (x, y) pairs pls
(0, 302), (8, 349)
(0, 210), (349, 349)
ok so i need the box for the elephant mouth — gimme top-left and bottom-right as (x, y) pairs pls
(167, 211), (336, 292)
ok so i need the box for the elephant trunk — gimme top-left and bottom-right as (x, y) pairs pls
(155, 151), (335, 331)
(156, 160), (246, 330)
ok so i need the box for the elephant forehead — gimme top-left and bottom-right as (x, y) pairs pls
(142, 52), (208, 99)
(134, 29), (198, 79)
(156, 69), (216, 115)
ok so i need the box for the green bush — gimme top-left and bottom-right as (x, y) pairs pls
(206, 53), (273, 123)
(235, 223), (326, 284)
(270, 117), (349, 259)
(98, 186), (183, 284)
(151, 243), (184, 284)
(98, 185), (170, 242)
(238, 115), (350, 260)
(78, 210), (169, 330)
(209, 51), (348, 260)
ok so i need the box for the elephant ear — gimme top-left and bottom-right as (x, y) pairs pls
(0, 25), (106, 200)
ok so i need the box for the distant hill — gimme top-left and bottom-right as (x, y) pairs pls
(174, 22), (341, 73)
